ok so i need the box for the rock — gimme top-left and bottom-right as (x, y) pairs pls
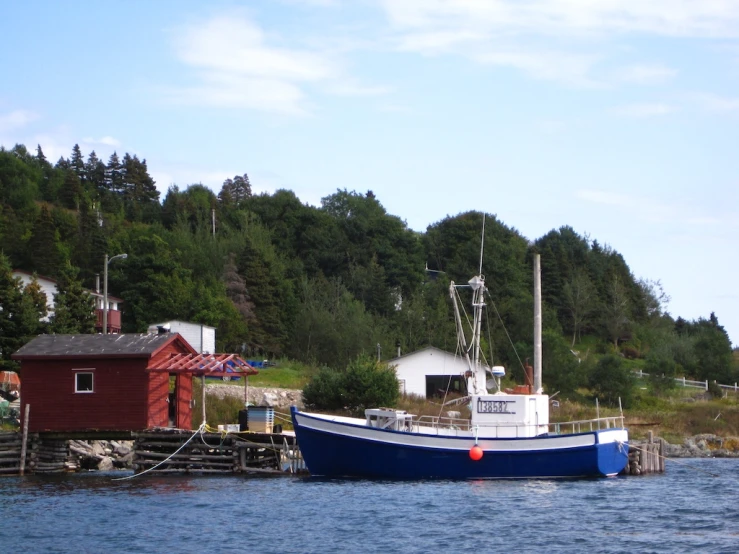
(114, 443), (132, 456)
(97, 456), (114, 471)
(114, 451), (135, 469)
(91, 441), (107, 457)
(261, 392), (278, 407)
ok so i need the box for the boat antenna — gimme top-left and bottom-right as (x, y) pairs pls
(479, 213), (486, 275)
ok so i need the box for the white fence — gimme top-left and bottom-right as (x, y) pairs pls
(633, 369), (739, 394)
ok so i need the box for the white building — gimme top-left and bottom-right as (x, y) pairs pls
(388, 346), (483, 398)
(12, 270), (122, 325)
(147, 320), (216, 354)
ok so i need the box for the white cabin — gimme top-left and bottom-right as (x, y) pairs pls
(471, 394), (550, 438)
(147, 320), (216, 354)
(389, 346), (488, 398)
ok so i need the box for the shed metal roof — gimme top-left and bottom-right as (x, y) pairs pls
(12, 333), (189, 359)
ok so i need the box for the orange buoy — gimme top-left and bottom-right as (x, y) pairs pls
(469, 445), (483, 461)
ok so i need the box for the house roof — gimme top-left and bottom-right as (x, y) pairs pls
(387, 346), (456, 363)
(148, 320), (216, 331)
(12, 333), (195, 360)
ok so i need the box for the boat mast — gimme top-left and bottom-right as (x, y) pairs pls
(533, 253), (543, 394)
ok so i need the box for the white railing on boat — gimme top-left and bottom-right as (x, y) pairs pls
(548, 416), (625, 435)
(409, 415), (625, 438)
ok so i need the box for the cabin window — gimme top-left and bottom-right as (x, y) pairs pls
(75, 372), (94, 393)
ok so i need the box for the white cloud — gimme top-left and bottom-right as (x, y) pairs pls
(380, 1), (739, 39)
(82, 136), (122, 148)
(0, 109), (39, 132)
(609, 64), (677, 85)
(475, 49), (601, 87)
(165, 13), (387, 114)
(326, 81), (393, 96)
(576, 189), (731, 226)
(691, 92), (739, 113)
(378, 1), (739, 86)
(577, 189), (630, 207)
(611, 103), (677, 117)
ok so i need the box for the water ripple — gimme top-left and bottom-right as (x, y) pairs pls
(0, 459), (737, 553)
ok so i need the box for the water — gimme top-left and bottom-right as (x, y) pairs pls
(1, 459), (737, 553)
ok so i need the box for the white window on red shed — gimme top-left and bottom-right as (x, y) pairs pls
(75, 371), (94, 393)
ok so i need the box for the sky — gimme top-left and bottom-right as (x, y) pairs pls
(1, 0), (738, 346)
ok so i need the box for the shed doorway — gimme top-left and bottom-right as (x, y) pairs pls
(168, 374), (177, 428)
(425, 375), (466, 399)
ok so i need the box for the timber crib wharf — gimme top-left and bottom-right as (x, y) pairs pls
(620, 432), (665, 476)
(0, 428), (306, 476)
(133, 428), (306, 475)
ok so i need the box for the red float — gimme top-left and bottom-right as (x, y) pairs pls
(469, 445), (483, 461)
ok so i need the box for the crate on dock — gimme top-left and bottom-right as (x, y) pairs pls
(248, 407), (274, 433)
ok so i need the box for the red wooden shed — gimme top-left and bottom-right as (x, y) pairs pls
(12, 333), (257, 433)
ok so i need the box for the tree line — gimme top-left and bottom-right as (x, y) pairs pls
(0, 142), (736, 398)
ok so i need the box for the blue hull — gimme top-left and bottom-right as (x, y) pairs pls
(292, 409), (628, 479)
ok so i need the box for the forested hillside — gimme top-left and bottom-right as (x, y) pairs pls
(1, 143), (736, 393)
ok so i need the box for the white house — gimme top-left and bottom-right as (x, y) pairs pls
(12, 270), (123, 331)
(388, 346), (486, 398)
(147, 320), (216, 354)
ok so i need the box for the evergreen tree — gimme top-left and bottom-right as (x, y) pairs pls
(70, 144), (85, 182)
(85, 151), (106, 194)
(48, 264), (96, 334)
(36, 144), (48, 166)
(55, 156), (70, 170)
(218, 174), (252, 206)
(104, 151), (124, 194)
(59, 170), (82, 210)
(0, 254), (43, 370)
(28, 205), (65, 276)
(73, 200), (107, 283)
(22, 275), (49, 323)
(122, 154), (159, 221)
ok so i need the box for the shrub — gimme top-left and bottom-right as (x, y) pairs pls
(645, 354), (678, 396)
(302, 353), (399, 416)
(588, 354), (636, 408)
(301, 367), (343, 411)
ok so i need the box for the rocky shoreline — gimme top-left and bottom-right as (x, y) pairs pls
(659, 434), (739, 458)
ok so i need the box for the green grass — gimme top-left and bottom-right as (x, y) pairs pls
(212, 358), (319, 389)
(247, 359), (318, 388)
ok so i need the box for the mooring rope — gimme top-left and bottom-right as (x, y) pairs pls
(628, 443), (720, 478)
(112, 422), (206, 481)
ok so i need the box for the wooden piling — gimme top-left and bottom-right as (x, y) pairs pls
(620, 433), (666, 476)
(19, 404), (29, 476)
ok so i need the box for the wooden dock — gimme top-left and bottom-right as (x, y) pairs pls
(132, 429), (306, 476)
(0, 428), (306, 476)
(620, 431), (665, 475)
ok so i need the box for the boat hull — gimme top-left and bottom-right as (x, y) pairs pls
(291, 408), (628, 479)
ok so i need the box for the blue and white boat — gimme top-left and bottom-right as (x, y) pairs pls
(291, 252), (629, 479)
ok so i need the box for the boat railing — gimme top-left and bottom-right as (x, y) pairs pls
(414, 415), (471, 432)
(410, 414), (625, 437)
(548, 416), (625, 435)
